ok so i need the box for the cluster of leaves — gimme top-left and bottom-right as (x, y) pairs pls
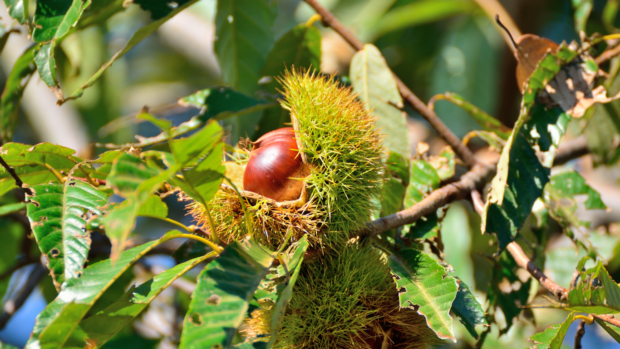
(0, 0), (619, 348)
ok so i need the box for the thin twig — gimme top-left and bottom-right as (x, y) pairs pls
(0, 263), (46, 329)
(574, 320), (586, 349)
(595, 43), (620, 65)
(303, 0), (478, 168)
(0, 155), (33, 195)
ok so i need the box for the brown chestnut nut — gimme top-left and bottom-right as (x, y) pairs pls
(243, 127), (305, 201)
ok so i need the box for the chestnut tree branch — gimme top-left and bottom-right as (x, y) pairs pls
(0, 155), (32, 195)
(574, 320), (586, 349)
(303, 0), (478, 168)
(595, 43), (620, 65)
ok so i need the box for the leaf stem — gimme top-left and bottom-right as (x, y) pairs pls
(203, 202), (220, 244)
(163, 232), (223, 254)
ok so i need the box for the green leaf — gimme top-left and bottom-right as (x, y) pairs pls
(544, 170), (606, 234)
(26, 230), (185, 349)
(215, 0), (277, 94)
(260, 20), (321, 93)
(529, 312), (576, 349)
(136, 112), (171, 131)
(62, 0), (199, 103)
(0, 142), (103, 196)
(26, 180), (112, 288)
(594, 318), (620, 343)
(380, 152), (410, 218)
(350, 44), (410, 159)
(3, 0), (28, 24)
(572, 0), (593, 33)
(451, 278), (487, 340)
(585, 104), (620, 165)
(266, 236), (309, 346)
(75, 253), (210, 347)
(481, 44), (581, 250)
(0, 46), (36, 143)
(179, 239), (275, 348)
(107, 153), (159, 197)
(0, 202), (27, 215)
(603, 0), (619, 33)
(0, 26), (18, 56)
(567, 260), (620, 314)
(402, 159), (442, 239)
(32, 0), (91, 95)
(372, 0), (477, 38)
(137, 195), (168, 218)
(388, 248), (458, 341)
(431, 93), (511, 140)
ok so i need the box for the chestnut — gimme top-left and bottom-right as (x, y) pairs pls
(243, 127), (305, 201)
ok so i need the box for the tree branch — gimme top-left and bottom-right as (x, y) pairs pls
(0, 263), (46, 329)
(595, 43), (620, 65)
(303, 0), (478, 168)
(0, 155), (33, 195)
(574, 320), (586, 349)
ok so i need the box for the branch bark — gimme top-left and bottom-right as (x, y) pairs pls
(0, 155), (33, 195)
(303, 0), (478, 168)
(574, 320), (586, 349)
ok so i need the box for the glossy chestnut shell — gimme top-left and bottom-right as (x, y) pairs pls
(243, 127), (304, 201)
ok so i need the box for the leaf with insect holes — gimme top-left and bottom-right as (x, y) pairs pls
(388, 248), (458, 341)
(179, 238), (275, 349)
(482, 44), (580, 250)
(528, 312), (576, 349)
(351, 44), (410, 159)
(543, 170), (606, 235)
(26, 180), (112, 289)
(1, 46), (36, 143)
(25, 230), (186, 349)
(567, 258), (620, 314)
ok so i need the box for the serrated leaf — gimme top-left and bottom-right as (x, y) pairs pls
(215, 0), (277, 94)
(3, 0), (28, 24)
(388, 248), (458, 341)
(544, 170), (606, 235)
(107, 153), (159, 197)
(0, 142), (101, 196)
(179, 239), (275, 349)
(0, 46), (36, 143)
(26, 230), (185, 349)
(26, 180), (112, 289)
(260, 21), (321, 93)
(452, 278), (487, 340)
(350, 44), (410, 159)
(567, 260), (620, 314)
(432, 93), (511, 140)
(32, 0), (91, 96)
(402, 159), (442, 239)
(62, 0), (199, 103)
(482, 44), (580, 250)
(75, 254), (210, 348)
(529, 312), (575, 349)
(594, 318), (620, 343)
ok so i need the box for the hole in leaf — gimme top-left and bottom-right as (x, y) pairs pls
(50, 249), (60, 258)
(206, 294), (221, 305)
(190, 313), (203, 326)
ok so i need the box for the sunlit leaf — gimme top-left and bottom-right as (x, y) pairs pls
(26, 230), (185, 349)
(529, 312), (575, 349)
(26, 180), (112, 289)
(179, 239), (275, 348)
(3, 0), (28, 24)
(215, 0), (277, 94)
(388, 248), (458, 341)
(567, 259), (620, 314)
(402, 159), (442, 239)
(351, 44), (410, 159)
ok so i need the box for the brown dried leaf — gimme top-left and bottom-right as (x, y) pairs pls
(515, 34), (560, 93)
